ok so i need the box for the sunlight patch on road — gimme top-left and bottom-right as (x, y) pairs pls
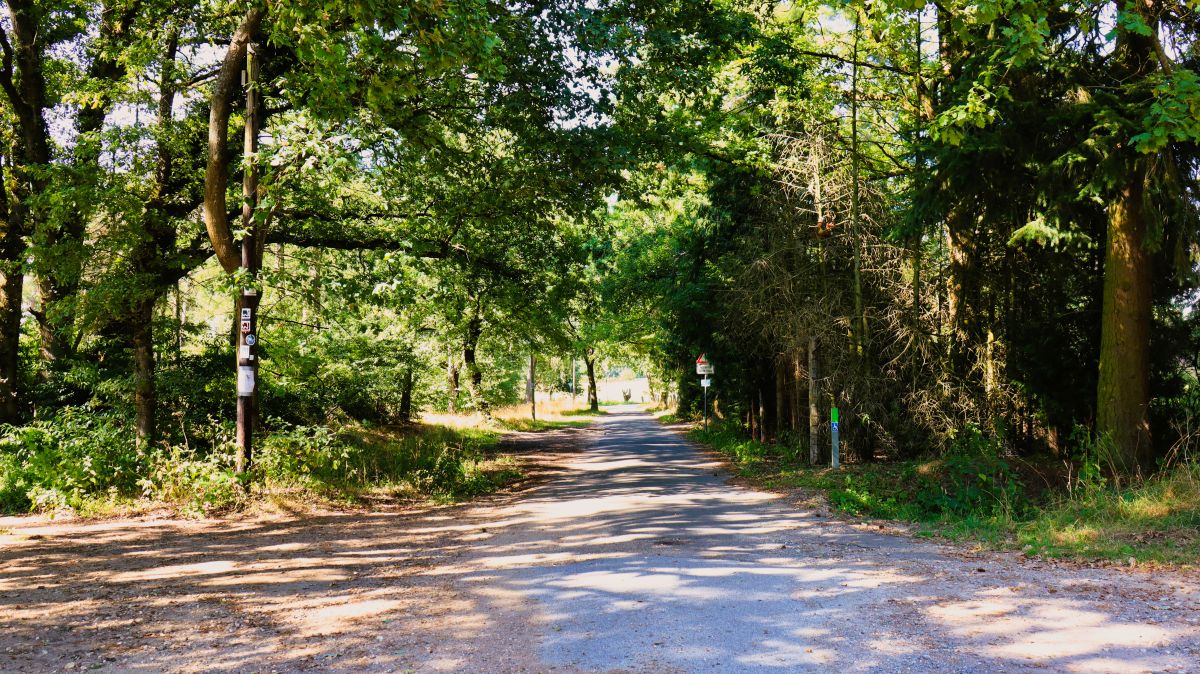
(927, 597), (1180, 664)
(736, 638), (837, 666)
(105, 559), (237, 582)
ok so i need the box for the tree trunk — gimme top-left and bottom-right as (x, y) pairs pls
(399, 366), (415, 422)
(808, 336), (820, 464)
(527, 351), (536, 420)
(0, 157), (25, 423)
(760, 364), (777, 443)
(849, 12), (868, 361)
(584, 353), (599, 412)
(446, 345), (460, 414)
(946, 211), (982, 380)
(174, 279), (185, 363)
(792, 351), (804, 434)
(748, 394), (758, 441)
(775, 360), (787, 437)
(3, 1), (56, 371)
(463, 313), (486, 411)
(1095, 0), (1160, 474)
(1097, 169), (1153, 472)
(131, 297), (157, 447)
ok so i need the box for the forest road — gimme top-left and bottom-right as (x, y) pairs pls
(2, 405), (1199, 674)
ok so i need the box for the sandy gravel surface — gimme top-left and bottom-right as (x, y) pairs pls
(2, 406), (1198, 673)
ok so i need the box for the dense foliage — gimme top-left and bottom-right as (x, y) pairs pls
(603, 0), (1200, 477)
(0, 0), (1197, 514)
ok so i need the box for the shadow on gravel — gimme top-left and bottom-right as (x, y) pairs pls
(0, 414), (1195, 673)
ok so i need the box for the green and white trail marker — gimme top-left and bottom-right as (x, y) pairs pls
(831, 406), (840, 469)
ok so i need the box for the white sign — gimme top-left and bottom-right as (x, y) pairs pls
(239, 345), (253, 361)
(241, 308), (252, 320)
(701, 378), (712, 387)
(240, 320), (252, 333)
(237, 365), (255, 396)
(697, 363), (714, 375)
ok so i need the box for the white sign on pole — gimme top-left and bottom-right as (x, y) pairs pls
(237, 365), (255, 396)
(701, 377), (712, 387)
(697, 363), (714, 375)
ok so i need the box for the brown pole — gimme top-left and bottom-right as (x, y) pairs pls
(236, 43), (260, 474)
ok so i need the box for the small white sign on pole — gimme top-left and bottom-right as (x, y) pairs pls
(701, 377), (712, 387)
(237, 365), (255, 396)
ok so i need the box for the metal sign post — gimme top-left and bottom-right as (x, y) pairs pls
(830, 406), (840, 469)
(696, 354), (713, 432)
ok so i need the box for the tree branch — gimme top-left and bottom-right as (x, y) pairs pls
(204, 7), (265, 274)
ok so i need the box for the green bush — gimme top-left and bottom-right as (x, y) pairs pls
(140, 447), (242, 516)
(933, 424), (1030, 520)
(258, 422), (510, 500)
(0, 407), (142, 512)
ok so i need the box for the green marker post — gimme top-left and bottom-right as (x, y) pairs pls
(830, 406), (840, 469)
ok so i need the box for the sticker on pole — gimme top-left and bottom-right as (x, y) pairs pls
(241, 320), (252, 334)
(244, 333), (256, 346)
(695, 353), (714, 375)
(237, 365), (255, 396)
(701, 377), (712, 387)
(831, 421), (839, 432)
(241, 308), (252, 320)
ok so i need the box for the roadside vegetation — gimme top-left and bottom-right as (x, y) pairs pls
(678, 418), (1199, 566)
(1, 0), (1198, 584)
(0, 397), (601, 518)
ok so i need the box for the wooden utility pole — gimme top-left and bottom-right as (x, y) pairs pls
(235, 44), (261, 474)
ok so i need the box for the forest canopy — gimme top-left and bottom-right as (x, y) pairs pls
(0, 0), (1198, 514)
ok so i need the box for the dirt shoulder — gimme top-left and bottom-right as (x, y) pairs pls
(0, 426), (593, 674)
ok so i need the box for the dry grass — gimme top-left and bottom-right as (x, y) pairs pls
(422, 396), (601, 431)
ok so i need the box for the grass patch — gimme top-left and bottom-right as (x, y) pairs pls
(0, 415), (524, 517)
(561, 408), (607, 417)
(256, 422), (520, 507)
(680, 420), (1200, 566)
(498, 418), (591, 432)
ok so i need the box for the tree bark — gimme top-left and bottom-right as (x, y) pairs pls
(527, 351), (536, 420)
(1096, 0), (1160, 474)
(463, 312), (487, 411)
(446, 344), (460, 413)
(584, 352), (599, 412)
(775, 360), (787, 437)
(1097, 169), (1153, 472)
(0, 155), (24, 423)
(131, 297), (156, 448)
(946, 211), (982, 380)
(808, 336), (820, 464)
(849, 12), (868, 361)
(2, 2), (53, 369)
(792, 351), (804, 434)
(203, 8), (266, 273)
(399, 366), (415, 422)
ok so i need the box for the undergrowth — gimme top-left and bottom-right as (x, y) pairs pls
(0, 406), (521, 517)
(686, 420), (1200, 565)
